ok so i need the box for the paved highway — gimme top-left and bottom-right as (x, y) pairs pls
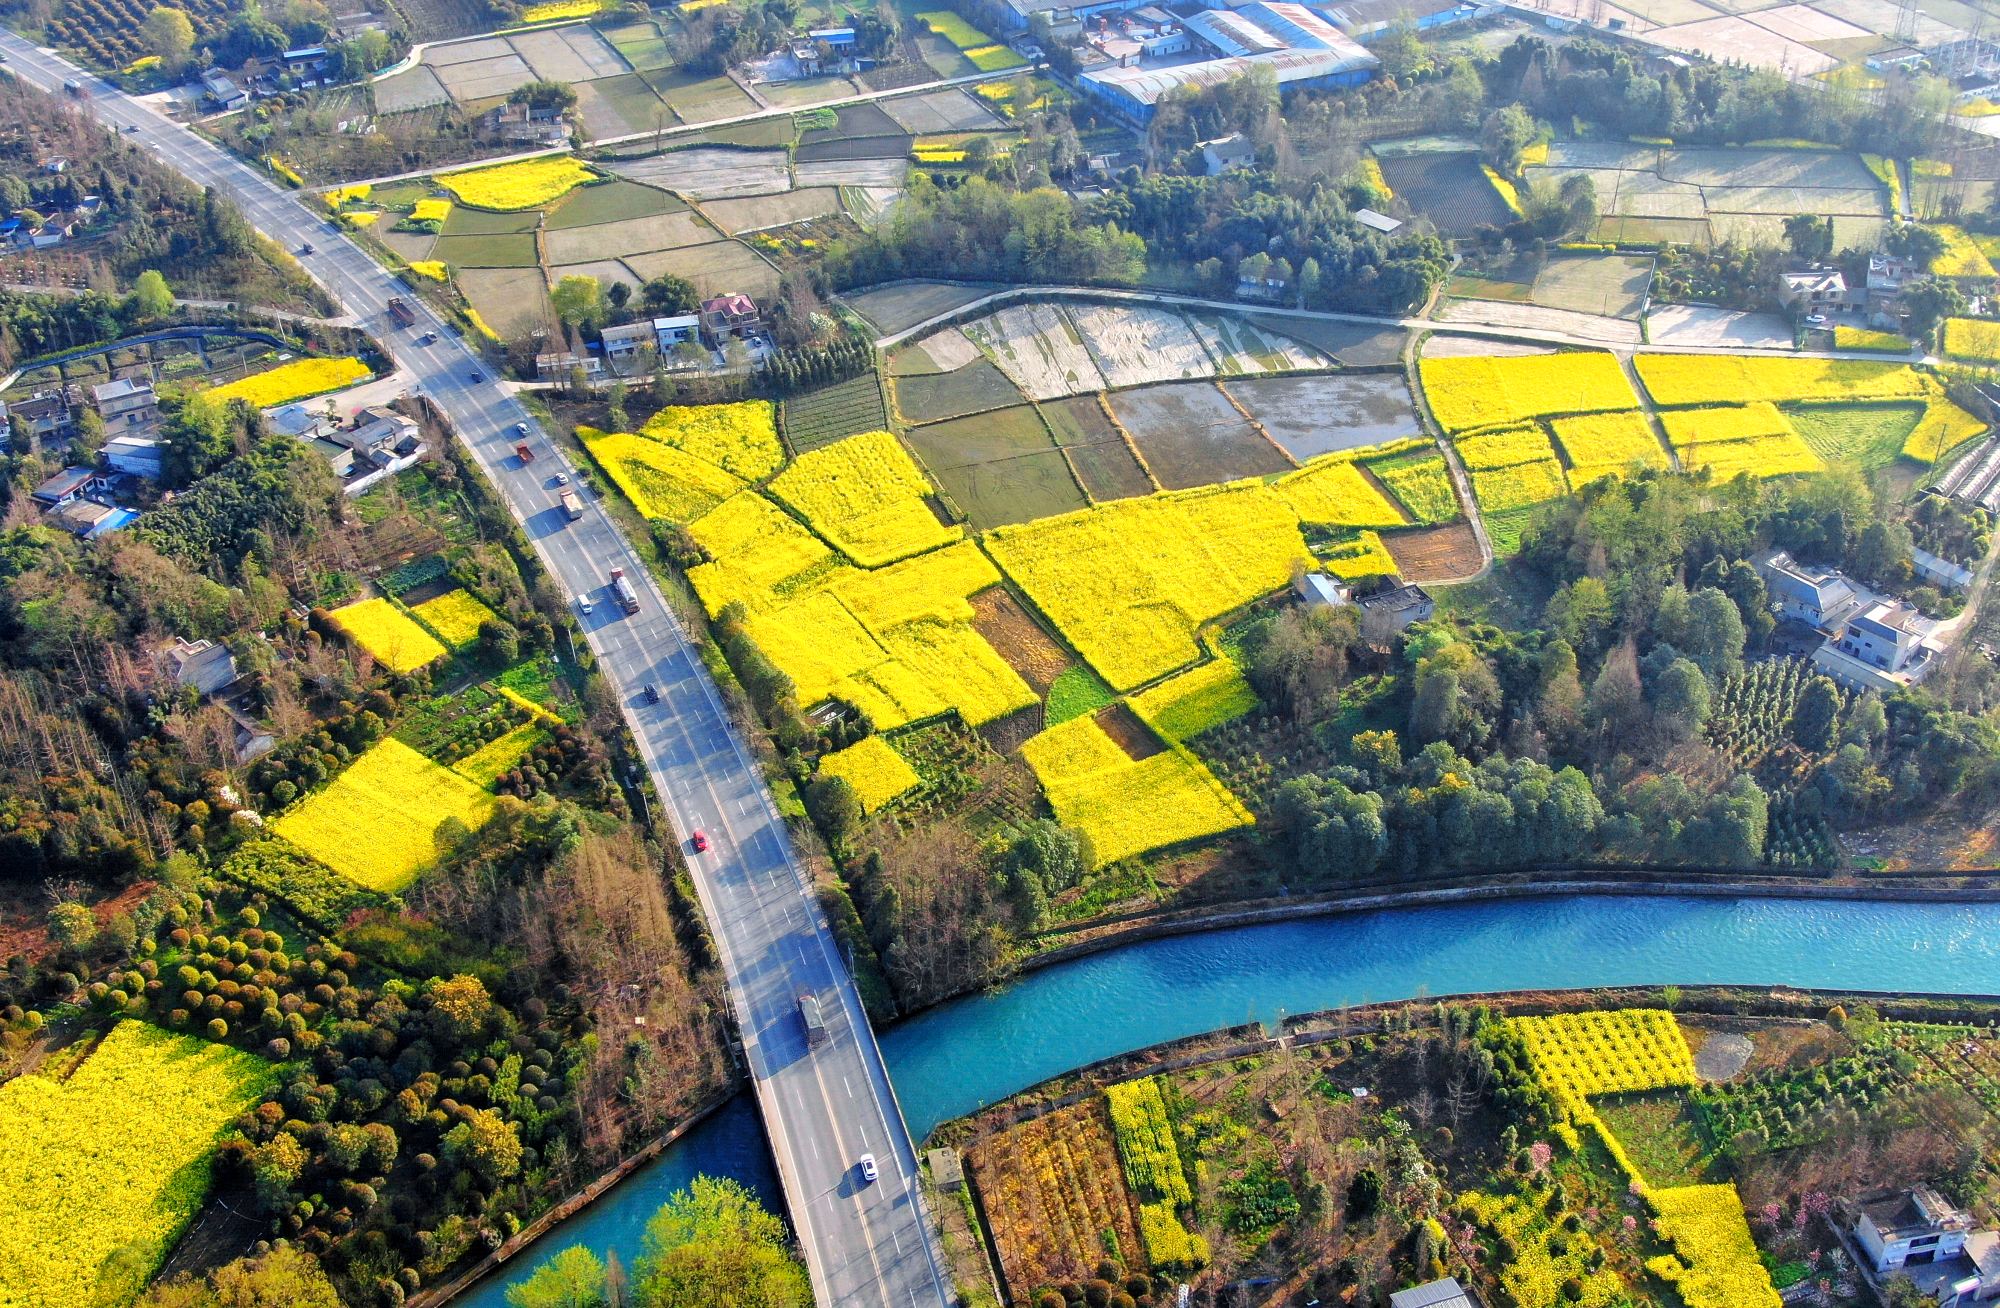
(0, 37), (951, 1308)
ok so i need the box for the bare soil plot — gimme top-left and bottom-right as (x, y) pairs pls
(1383, 522), (1483, 581)
(379, 228), (437, 263)
(650, 70), (760, 123)
(1227, 374), (1422, 461)
(882, 87), (1006, 134)
(796, 132), (915, 162)
(1742, 2), (1873, 41)
(550, 258), (643, 293)
(435, 53), (536, 101)
(607, 147), (792, 199)
(904, 405), (1086, 528)
(1813, 0), (1958, 43)
(893, 358), (1023, 423)
(373, 66), (450, 113)
(1110, 381), (1293, 489)
(1421, 334), (1553, 358)
(1547, 140), (1662, 169)
(441, 206), (540, 236)
(757, 76), (864, 107)
(1375, 152), (1511, 235)
(1245, 315), (1405, 365)
(964, 303), (1104, 401)
(1593, 215), (1711, 245)
(546, 179), (682, 228)
(1611, 0), (1723, 21)
(1643, 14), (1836, 71)
(1643, 304), (1793, 348)
(1437, 298), (1644, 344)
(432, 232), (537, 267)
(804, 100), (903, 142)
(623, 240), (779, 298)
(459, 266), (550, 337)
(1188, 312), (1329, 374)
(703, 187), (842, 234)
(903, 327), (981, 373)
(972, 588), (1072, 692)
(426, 35), (511, 65)
(847, 280), (999, 335)
(510, 26), (602, 83)
(1039, 395), (1155, 501)
(574, 74), (671, 140)
(793, 158), (909, 188)
(1706, 184), (1885, 215)
(1068, 303), (1209, 388)
(1533, 253), (1654, 318)
(543, 210), (717, 264)
(393, 0), (499, 42)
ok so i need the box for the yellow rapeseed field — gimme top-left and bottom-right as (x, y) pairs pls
(453, 723), (546, 788)
(328, 597), (448, 672)
(1419, 351), (1638, 431)
(1022, 715), (1251, 866)
(519, 0), (602, 19)
(1455, 424), (1562, 471)
(409, 588), (500, 648)
(1647, 1186), (1784, 1308)
(1635, 354), (1929, 406)
(818, 735), (921, 812)
(1511, 1009), (1696, 1115)
(208, 355), (370, 408)
(639, 400), (785, 480)
(1931, 224), (1998, 279)
(1944, 316), (2000, 365)
(0, 1021), (277, 1308)
(1659, 403), (1825, 479)
(583, 427), (745, 523)
(768, 431), (960, 567)
(273, 737), (497, 891)
(1471, 461), (1569, 513)
(985, 480), (1309, 692)
(1272, 456), (1407, 528)
(1547, 410), (1670, 486)
(410, 197), (452, 224)
(1128, 657), (1256, 743)
(1322, 530), (1399, 579)
(1834, 325), (1910, 353)
(686, 492), (836, 616)
(1905, 397), (1989, 462)
(437, 155), (600, 210)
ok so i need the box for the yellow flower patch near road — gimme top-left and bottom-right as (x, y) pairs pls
(639, 400), (785, 480)
(768, 430), (960, 567)
(329, 597), (448, 672)
(0, 1022), (277, 1308)
(686, 491), (835, 616)
(1128, 657), (1256, 743)
(582, 427), (745, 523)
(408, 260), (449, 281)
(1021, 715), (1251, 866)
(1646, 1185), (1783, 1308)
(1944, 316), (2000, 365)
(411, 197), (452, 224)
(1660, 403), (1824, 480)
(818, 735), (921, 812)
(208, 356), (370, 408)
(1548, 410), (1670, 485)
(1419, 351), (1639, 431)
(274, 738), (497, 891)
(1273, 456), (1407, 529)
(987, 480), (1309, 693)
(409, 588), (500, 648)
(1635, 354), (1930, 406)
(520, 0), (602, 19)
(1834, 325), (1910, 353)
(437, 155), (600, 210)
(1471, 460), (1569, 513)
(1322, 530), (1399, 579)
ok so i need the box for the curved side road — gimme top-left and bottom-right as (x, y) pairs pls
(0, 38), (950, 1308)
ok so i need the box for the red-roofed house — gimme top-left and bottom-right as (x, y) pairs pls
(700, 292), (764, 347)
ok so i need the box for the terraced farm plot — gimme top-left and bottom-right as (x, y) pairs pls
(794, 157), (910, 188)
(882, 86), (1006, 133)
(1375, 150), (1513, 235)
(512, 23), (625, 81)
(703, 187), (844, 233)
(1784, 402), (1926, 469)
(894, 358), (1024, 423)
(1040, 395), (1155, 501)
(573, 73), (674, 138)
(546, 177), (684, 227)
(1068, 303), (1211, 388)
(1531, 253), (1656, 317)
(433, 232), (538, 266)
(964, 302), (1104, 400)
(374, 65), (451, 112)
(1110, 381), (1292, 489)
(905, 405), (1088, 528)
(600, 17), (675, 69)
(1384, 521), (1482, 580)
(605, 147), (793, 198)
(1368, 445), (1461, 524)
(273, 738), (497, 891)
(1245, 315), (1406, 365)
(651, 69), (761, 122)
(1228, 374), (1420, 460)
(846, 280), (1001, 335)
(1420, 351), (1640, 431)
(1659, 402), (1825, 479)
(543, 210), (718, 264)
(458, 267), (550, 337)
(1187, 312), (1329, 373)
(551, 259), (642, 294)
(1549, 410), (1672, 484)
(1534, 142), (1889, 244)
(895, 327), (982, 375)
(782, 374), (890, 452)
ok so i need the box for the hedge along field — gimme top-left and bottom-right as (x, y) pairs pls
(328, 597), (448, 673)
(817, 734), (921, 812)
(272, 737), (497, 891)
(1021, 713), (1251, 867)
(207, 355), (370, 408)
(1417, 350), (1640, 431)
(0, 1021), (278, 1308)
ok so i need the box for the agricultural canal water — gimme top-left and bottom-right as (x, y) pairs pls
(454, 893), (2000, 1305)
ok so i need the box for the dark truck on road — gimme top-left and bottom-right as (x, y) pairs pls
(609, 566), (640, 615)
(386, 297), (416, 329)
(798, 991), (827, 1048)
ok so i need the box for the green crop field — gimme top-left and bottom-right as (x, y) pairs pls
(893, 360), (1024, 424)
(1783, 402), (1925, 471)
(781, 374), (890, 452)
(547, 178), (685, 228)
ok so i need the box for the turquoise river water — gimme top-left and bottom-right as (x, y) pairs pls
(457, 893), (2000, 1306)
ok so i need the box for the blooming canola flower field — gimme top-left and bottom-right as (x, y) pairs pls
(0, 1021), (277, 1308)
(273, 738), (497, 891)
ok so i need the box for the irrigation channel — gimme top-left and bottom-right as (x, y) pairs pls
(454, 892), (2000, 1305)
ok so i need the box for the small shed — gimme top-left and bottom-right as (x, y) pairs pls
(926, 1148), (964, 1191)
(1389, 1278), (1481, 1308)
(1355, 207), (1403, 233)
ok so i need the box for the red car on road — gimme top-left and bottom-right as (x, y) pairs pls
(690, 830), (709, 853)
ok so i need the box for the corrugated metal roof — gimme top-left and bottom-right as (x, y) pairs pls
(1186, 7), (1286, 53)
(1241, 0), (1353, 48)
(1389, 1280), (1479, 1308)
(1081, 41), (1377, 101)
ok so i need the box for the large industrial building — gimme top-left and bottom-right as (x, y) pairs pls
(1076, 0), (1380, 121)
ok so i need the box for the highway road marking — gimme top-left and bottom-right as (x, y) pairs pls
(844, 1075), (853, 1099)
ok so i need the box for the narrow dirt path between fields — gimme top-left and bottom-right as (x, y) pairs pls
(1618, 351), (1683, 472)
(1403, 327), (1494, 584)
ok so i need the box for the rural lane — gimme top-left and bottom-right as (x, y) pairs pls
(0, 36), (952, 1308)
